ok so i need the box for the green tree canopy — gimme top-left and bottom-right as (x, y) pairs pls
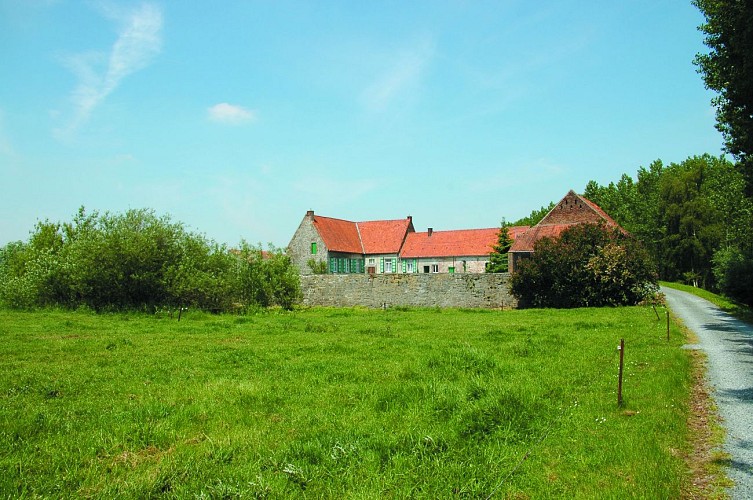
(694, 0), (753, 193)
(584, 154), (753, 304)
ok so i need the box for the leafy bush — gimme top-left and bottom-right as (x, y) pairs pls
(307, 258), (328, 274)
(0, 207), (301, 312)
(510, 223), (658, 308)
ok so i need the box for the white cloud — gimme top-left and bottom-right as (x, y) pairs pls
(361, 36), (435, 112)
(55, 3), (162, 138)
(207, 103), (256, 125)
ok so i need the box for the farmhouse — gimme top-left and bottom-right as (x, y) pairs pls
(508, 190), (625, 272)
(288, 190), (622, 275)
(288, 211), (414, 275)
(288, 210), (527, 275)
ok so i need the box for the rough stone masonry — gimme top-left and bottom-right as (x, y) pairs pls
(300, 273), (516, 309)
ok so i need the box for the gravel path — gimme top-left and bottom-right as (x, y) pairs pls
(662, 286), (753, 499)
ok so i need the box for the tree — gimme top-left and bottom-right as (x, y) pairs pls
(510, 223), (657, 308)
(693, 0), (753, 193)
(486, 219), (513, 273)
(513, 202), (555, 227)
(657, 157), (723, 287)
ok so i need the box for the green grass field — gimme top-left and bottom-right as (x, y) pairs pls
(1, 306), (692, 498)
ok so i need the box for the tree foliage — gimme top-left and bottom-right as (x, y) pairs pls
(0, 208), (301, 312)
(512, 202), (555, 227)
(585, 154), (753, 305)
(485, 219), (513, 273)
(510, 224), (658, 308)
(693, 0), (753, 193)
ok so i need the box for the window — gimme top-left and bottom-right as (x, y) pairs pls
(385, 258), (393, 273)
(423, 265), (430, 273)
(311, 242), (317, 254)
(368, 258), (375, 265)
(431, 264), (439, 273)
(448, 266), (455, 274)
(406, 260), (414, 273)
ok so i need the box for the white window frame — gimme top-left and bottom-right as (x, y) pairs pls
(384, 258), (393, 273)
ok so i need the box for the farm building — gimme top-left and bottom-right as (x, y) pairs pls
(287, 211), (526, 275)
(287, 211), (414, 275)
(287, 190), (622, 275)
(508, 190), (626, 272)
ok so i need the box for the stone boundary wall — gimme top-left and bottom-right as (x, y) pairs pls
(300, 273), (516, 309)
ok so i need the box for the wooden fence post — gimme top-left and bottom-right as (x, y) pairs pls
(617, 339), (625, 406)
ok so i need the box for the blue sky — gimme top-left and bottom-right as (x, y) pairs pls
(1, 1), (724, 248)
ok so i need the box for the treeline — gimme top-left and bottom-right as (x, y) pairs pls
(584, 154), (753, 306)
(0, 208), (301, 312)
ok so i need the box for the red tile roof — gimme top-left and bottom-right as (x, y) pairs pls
(358, 219), (414, 254)
(313, 215), (414, 254)
(313, 216), (363, 254)
(401, 226), (529, 258)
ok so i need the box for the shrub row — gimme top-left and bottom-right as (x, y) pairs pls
(0, 208), (300, 312)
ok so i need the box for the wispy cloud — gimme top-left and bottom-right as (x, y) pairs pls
(55, 3), (162, 139)
(207, 103), (256, 125)
(361, 35), (435, 112)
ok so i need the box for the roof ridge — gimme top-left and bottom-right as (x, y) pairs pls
(314, 214), (356, 224)
(354, 222), (365, 254)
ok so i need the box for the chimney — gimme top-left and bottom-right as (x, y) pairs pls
(306, 210), (314, 218)
(407, 215), (412, 222)
(428, 227), (433, 237)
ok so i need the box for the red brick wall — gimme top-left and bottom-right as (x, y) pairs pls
(539, 191), (604, 225)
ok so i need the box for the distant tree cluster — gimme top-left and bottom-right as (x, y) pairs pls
(0, 208), (301, 312)
(585, 155), (753, 306)
(510, 223), (658, 308)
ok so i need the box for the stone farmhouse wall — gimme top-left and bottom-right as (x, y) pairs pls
(288, 212), (328, 275)
(300, 273), (516, 309)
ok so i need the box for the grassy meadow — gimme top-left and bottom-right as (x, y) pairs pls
(1, 306), (692, 498)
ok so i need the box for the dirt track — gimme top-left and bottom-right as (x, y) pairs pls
(662, 286), (753, 499)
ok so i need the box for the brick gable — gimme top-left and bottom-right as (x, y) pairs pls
(509, 190), (625, 254)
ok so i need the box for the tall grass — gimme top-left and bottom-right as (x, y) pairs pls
(0, 306), (691, 497)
